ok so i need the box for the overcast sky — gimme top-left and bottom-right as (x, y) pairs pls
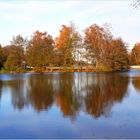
(0, 0), (139, 49)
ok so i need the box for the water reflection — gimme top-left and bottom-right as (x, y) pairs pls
(0, 72), (129, 119)
(132, 76), (140, 92)
(27, 74), (55, 111)
(55, 73), (80, 120)
(85, 74), (129, 118)
(2, 78), (29, 110)
(0, 80), (2, 98)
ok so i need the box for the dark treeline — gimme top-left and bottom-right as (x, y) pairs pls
(0, 23), (138, 72)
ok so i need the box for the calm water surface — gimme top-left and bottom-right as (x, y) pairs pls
(0, 70), (140, 138)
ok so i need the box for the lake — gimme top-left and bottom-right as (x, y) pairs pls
(0, 70), (140, 138)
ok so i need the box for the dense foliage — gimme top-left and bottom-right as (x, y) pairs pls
(84, 24), (129, 71)
(55, 24), (81, 67)
(26, 31), (54, 71)
(130, 43), (140, 65)
(0, 23), (135, 72)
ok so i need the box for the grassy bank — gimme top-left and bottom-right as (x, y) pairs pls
(0, 66), (130, 74)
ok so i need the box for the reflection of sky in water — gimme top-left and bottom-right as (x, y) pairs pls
(0, 70), (140, 138)
(0, 73), (31, 81)
(120, 69), (140, 77)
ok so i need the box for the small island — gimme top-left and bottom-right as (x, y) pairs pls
(0, 24), (139, 73)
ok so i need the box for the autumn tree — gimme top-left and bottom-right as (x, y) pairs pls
(0, 45), (4, 69)
(10, 35), (28, 48)
(102, 38), (129, 71)
(84, 24), (129, 71)
(4, 35), (26, 71)
(84, 24), (110, 69)
(2, 45), (12, 66)
(4, 45), (24, 71)
(1, 46), (10, 69)
(55, 23), (81, 69)
(26, 31), (54, 71)
(131, 43), (140, 65)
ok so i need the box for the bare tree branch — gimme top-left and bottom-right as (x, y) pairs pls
(132, 0), (140, 8)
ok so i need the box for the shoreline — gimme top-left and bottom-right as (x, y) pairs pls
(1, 66), (140, 74)
(0, 68), (132, 74)
(130, 66), (140, 69)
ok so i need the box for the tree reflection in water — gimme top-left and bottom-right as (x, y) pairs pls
(84, 73), (129, 118)
(3, 77), (29, 110)
(132, 76), (140, 92)
(0, 72), (129, 119)
(0, 80), (2, 99)
(27, 74), (55, 112)
(55, 73), (80, 120)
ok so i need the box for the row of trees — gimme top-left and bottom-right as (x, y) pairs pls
(0, 23), (138, 72)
